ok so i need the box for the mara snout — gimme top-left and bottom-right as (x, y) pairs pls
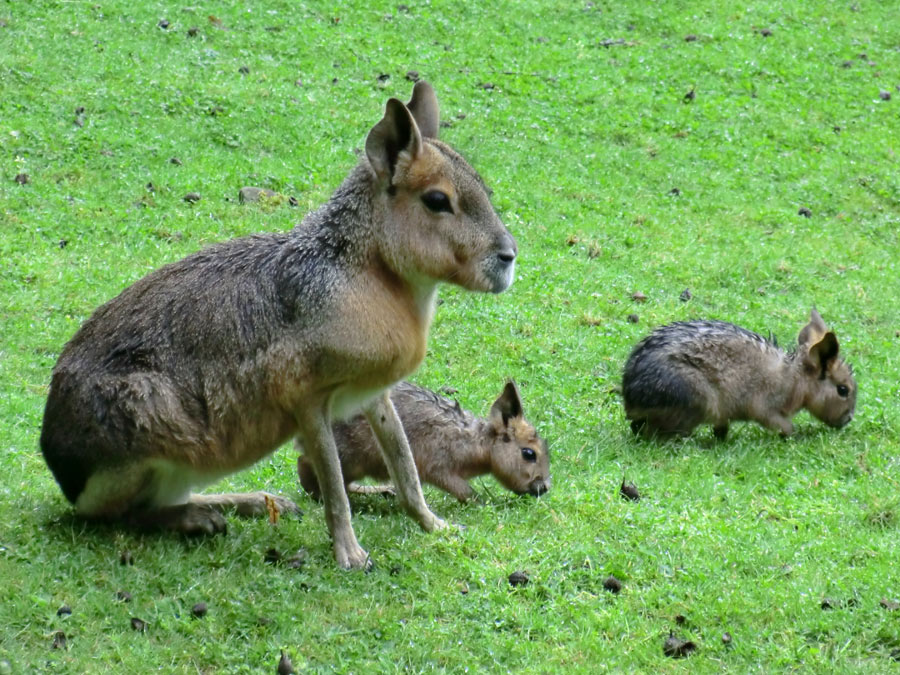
(40, 81), (515, 570)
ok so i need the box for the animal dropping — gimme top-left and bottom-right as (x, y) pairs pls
(277, 650), (295, 675)
(298, 381), (549, 503)
(285, 549), (307, 570)
(623, 309), (856, 439)
(508, 571), (529, 587)
(603, 575), (623, 593)
(663, 632), (697, 658)
(620, 478), (640, 501)
(39, 81), (517, 570)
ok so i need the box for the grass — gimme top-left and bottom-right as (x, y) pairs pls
(2, 0), (900, 671)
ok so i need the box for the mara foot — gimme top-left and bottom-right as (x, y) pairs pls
(126, 503), (228, 536)
(191, 492), (301, 519)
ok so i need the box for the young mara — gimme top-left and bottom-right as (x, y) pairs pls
(298, 380), (550, 503)
(623, 309), (856, 439)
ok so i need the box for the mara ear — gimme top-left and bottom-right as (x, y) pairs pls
(804, 331), (840, 375)
(365, 97), (424, 184)
(797, 307), (829, 348)
(809, 307), (828, 332)
(406, 81), (440, 139)
(490, 380), (524, 431)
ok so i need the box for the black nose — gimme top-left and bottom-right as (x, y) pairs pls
(530, 480), (548, 497)
(497, 247), (516, 265)
(836, 411), (854, 428)
(496, 233), (517, 265)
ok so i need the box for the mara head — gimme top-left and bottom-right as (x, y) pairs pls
(486, 381), (550, 497)
(365, 81), (517, 294)
(797, 308), (857, 428)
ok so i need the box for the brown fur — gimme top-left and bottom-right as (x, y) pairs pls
(623, 309), (857, 438)
(298, 381), (550, 502)
(39, 82), (517, 569)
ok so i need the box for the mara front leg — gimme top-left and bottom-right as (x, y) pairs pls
(363, 392), (447, 532)
(297, 406), (370, 570)
(430, 475), (477, 503)
(759, 413), (795, 437)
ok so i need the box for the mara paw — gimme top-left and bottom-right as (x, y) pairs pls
(334, 542), (371, 571)
(420, 511), (447, 533)
(235, 492), (301, 519)
(129, 504), (228, 536)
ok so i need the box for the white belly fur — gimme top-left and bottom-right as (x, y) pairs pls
(75, 459), (236, 516)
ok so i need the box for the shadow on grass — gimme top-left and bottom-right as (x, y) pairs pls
(622, 419), (849, 451)
(39, 506), (297, 549)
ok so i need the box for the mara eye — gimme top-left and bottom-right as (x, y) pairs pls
(521, 447), (537, 462)
(421, 190), (453, 214)
(836, 384), (850, 398)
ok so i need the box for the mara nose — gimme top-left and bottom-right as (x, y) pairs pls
(497, 248), (516, 265)
(496, 233), (517, 264)
(530, 479), (549, 497)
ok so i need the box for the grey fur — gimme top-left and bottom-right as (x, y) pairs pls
(622, 309), (857, 439)
(298, 381), (550, 502)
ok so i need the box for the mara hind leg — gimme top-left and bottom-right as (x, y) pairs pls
(74, 461), (298, 535)
(629, 418), (648, 436)
(346, 483), (397, 497)
(297, 455), (323, 501)
(298, 457), (395, 501)
(641, 406), (705, 439)
(74, 463), (227, 535)
(123, 492), (300, 534)
(298, 454), (395, 502)
(190, 493), (300, 518)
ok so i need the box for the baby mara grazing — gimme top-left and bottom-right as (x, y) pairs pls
(298, 381), (550, 503)
(40, 82), (518, 570)
(623, 308), (856, 439)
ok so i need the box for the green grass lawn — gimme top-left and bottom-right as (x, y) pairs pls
(2, 0), (900, 672)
